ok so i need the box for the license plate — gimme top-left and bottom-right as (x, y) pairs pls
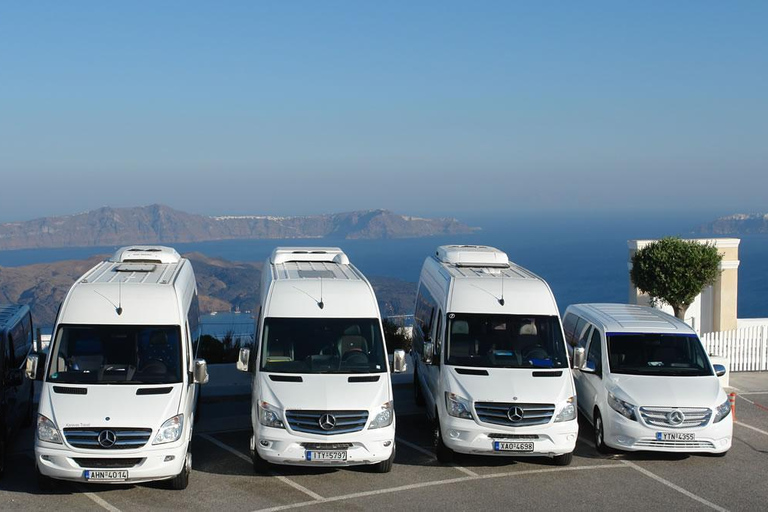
(656, 432), (696, 441)
(306, 450), (348, 461)
(83, 470), (128, 481)
(493, 441), (534, 452)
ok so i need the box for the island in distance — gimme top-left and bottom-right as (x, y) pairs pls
(698, 213), (768, 235)
(0, 204), (478, 251)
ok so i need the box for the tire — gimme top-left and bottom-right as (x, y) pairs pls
(36, 464), (56, 491)
(594, 409), (611, 454)
(169, 450), (191, 490)
(552, 451), (573, 466)
(434, 416), (454, 463)
(372, 446), (395, 473)
(252, 447), (271, 474)
(413, 365), (425, 407)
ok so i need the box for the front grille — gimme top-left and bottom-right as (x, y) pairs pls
(285, 410), (368, 435)
(634, 439), (716, 450)
(73, 458), (144, 468)
(639, 407), (712, 428)
(475, 402), (555, 427)
(300, 443), (354, 450)
(64, 428), (153, 450)
(487, 433), (540, 440)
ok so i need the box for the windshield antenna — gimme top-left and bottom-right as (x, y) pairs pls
(318, 277), (324, 309)
(117, 277), (123, 315)
(498, 272), (505, 306)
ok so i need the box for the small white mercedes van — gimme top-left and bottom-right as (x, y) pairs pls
(26, 246), (209, 489)
(237, 247), (405, 473)
(412, 245), (578, 465)
(563, 303), (732, 455)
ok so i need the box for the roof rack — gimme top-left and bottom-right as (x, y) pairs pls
(111, 246), (182, 264)
(436, 245), (509, 268)
(270, 247), (350, 265)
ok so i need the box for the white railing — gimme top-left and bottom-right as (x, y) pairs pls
(701, 324), (768, 372)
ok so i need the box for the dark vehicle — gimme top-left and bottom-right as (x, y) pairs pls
(0, 304), (35, 477)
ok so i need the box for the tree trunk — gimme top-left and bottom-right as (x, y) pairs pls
(672, 304), (689, 321)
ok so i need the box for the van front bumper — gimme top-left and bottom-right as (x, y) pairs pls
(441, 416), (578, 457)
(253, 424), (395, 467)
(35, 441), (188, 484)
(603, 409), (732, 453)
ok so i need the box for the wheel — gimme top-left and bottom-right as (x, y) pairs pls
(594, 409), (611, 454)
(36, 464), (56, 491)
(169, 450), (191, 490)
(371, 446), (395, 473)
(252, 447), (271, 474)
(552, 451), (573, 466)
(434, 416), (454, 463)
(413, 365), (425, 407)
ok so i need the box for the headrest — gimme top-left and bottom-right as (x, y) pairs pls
(519, 321), (538, 336)
(339, 335), (367, 353)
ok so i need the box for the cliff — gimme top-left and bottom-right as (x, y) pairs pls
(0, 205), (477, 250)
(698, 213), (768, 235)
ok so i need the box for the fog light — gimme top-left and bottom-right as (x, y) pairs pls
(41, 455), (52, 461)
(616, 436), (631, 446)
(259, 439), (270, 447)
(567, 434), (576, 442)
(383, 440), (392, 447)
(448, 429), (461, 439)
(164, 455), (175, 462)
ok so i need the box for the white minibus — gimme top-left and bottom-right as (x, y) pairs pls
(237, 247), (405, 473)
(412, 245), (577, 465)
(563, 303), (732, 455)
(27, 246), (209, 489)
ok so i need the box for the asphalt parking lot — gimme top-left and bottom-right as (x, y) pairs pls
(3, 373), (768, 512)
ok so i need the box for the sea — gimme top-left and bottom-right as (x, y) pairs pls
(1, 212), (766, 320)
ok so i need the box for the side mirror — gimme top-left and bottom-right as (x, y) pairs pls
(572, 347), (585, 370)
(422, 342), (434, 365)
(236, 348), (251, 373)
(25, 354), (44, 381)
(392, 349), (407, 373)
(193, 358), (209, 384)
(713, 364), (727, 377)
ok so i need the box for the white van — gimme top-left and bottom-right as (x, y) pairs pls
(412, 245), (578, 465)
(237, 247), (405, 473)
(563, 303), (732, 455)
(26, 246), (209, 490)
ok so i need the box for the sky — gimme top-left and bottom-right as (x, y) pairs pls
(1, 1), (767, 221)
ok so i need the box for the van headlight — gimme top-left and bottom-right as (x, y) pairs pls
(714, 398), (731, 423)
(554, 397), (577, 422)
(153, 414), (184, 445)
(37, 414), (63, 444)
(608, 392), (637, 421)
(445, 392), (473, 420)
(369, 401), (394, 429)
(259, 401), (285, 429)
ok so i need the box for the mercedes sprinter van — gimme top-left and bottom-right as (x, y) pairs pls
(411, 245), (577, 465)
(237, 247), (405, 473)
(563, 303), (732, 455)
(27, 246), (209, 489)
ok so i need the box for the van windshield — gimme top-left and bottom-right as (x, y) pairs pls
(261, 318), (387, 374)
(446, 314), (568, 369)
(47, 325), (183, 384)
(607, 333), (713, 376)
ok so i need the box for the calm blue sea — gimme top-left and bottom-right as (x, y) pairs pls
(1, 212), (766, 318)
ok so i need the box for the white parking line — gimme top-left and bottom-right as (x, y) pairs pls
(620, 460), (728, 512)
(736, 420), (768, 437)
(251, 463), (622, 512)
(396, 437), (479, 476)
(77, 487), (124, 512)
(736, 391), (768, 395)
(199, 434), (324, 501)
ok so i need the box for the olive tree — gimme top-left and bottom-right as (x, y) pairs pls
(630, 237), (722, 320)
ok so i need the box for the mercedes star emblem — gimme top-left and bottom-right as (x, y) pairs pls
(319, 414), (337, 431)
(507, 406), (525, 423)
(667, 410), (686, 426)
(98, 429), (117, 448)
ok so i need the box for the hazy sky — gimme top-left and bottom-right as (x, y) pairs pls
(1, 2), (766, 221)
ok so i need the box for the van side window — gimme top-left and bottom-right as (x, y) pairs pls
(11, 321), (27, 368)
(433, 311), (443, 361)
(562, 313), (579, 346)
(188, 292), (201, 356)
(413, 286), (438, 354)
(586, 328), (602, 375)
(577, 323), (592, 349)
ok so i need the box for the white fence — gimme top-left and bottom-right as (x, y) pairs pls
(702, 324), (768, 372)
